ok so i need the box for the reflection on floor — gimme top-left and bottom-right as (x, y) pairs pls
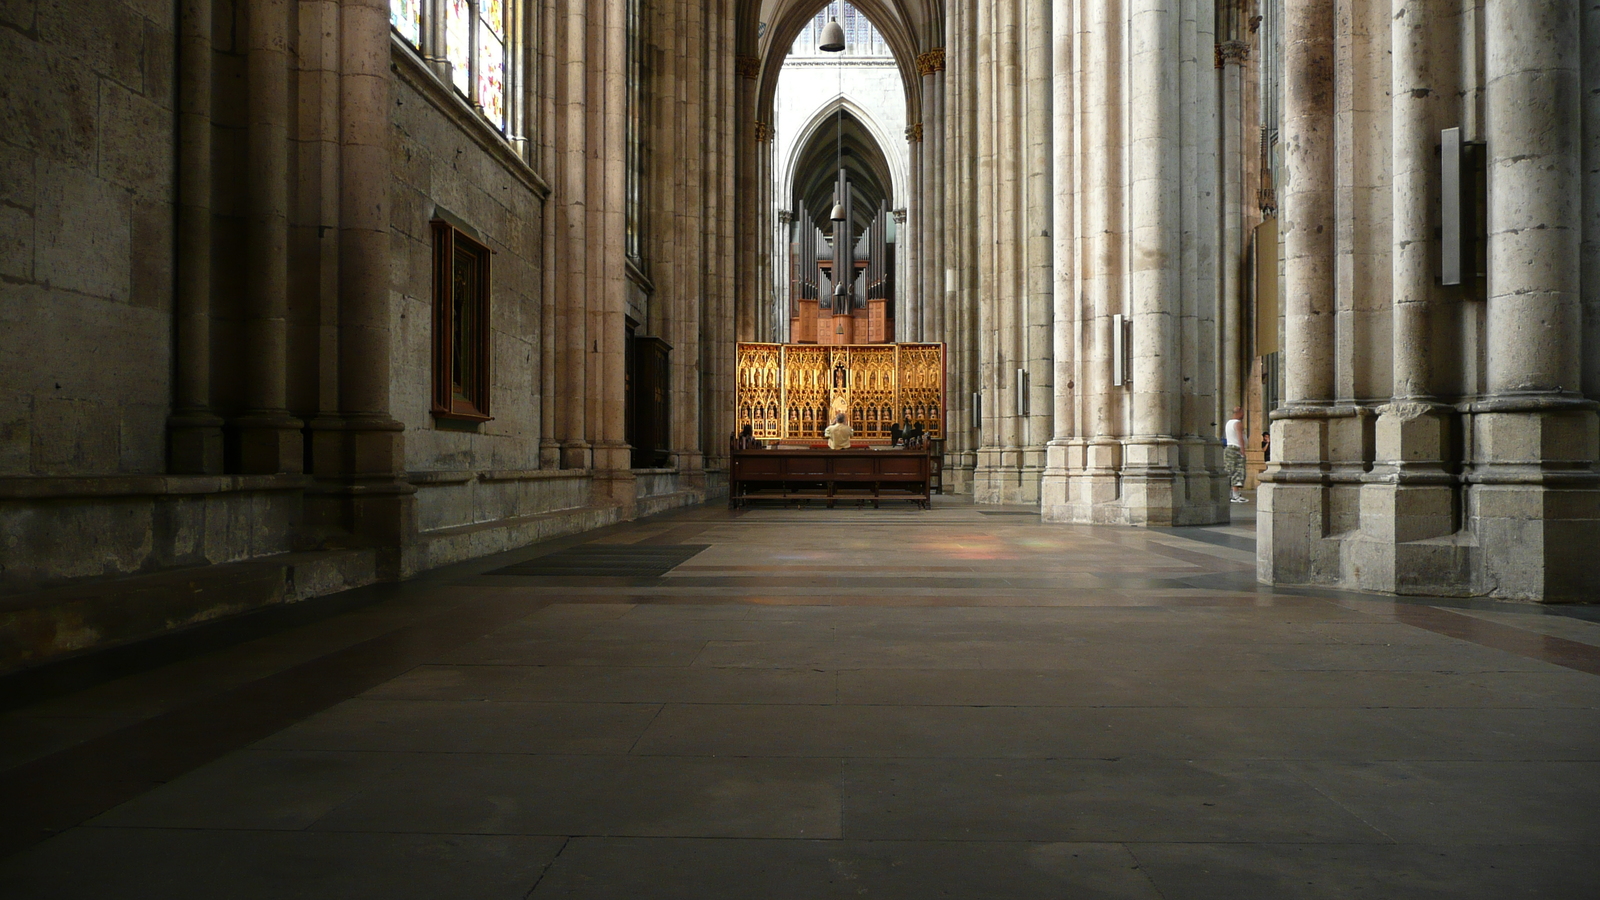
(2, 497), (1598, 898)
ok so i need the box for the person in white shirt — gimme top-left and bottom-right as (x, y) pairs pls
(1224, 406), (1246, 503)
(824, 413), (854, 450)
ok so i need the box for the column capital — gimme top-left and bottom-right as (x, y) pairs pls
(1215, 40), (1249, 68)
(754, 120), (771, 143)
(905, 122), (923, 143)
(735, 56), (761, 79)
(777, 209), (793, 225)
(892, 208), (907, 224)
(916, 47), (945, 76)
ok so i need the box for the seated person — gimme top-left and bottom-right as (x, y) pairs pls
(889, 422), (904, 446)
(735, 423), (761, 449)
(824, 413), (854, 450)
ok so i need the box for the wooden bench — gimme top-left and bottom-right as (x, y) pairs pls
(729, 446), (931, 509)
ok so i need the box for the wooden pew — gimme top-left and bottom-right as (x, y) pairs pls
(728, 445), (931, 509)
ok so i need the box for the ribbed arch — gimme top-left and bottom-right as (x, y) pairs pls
(784, 99), (901, 238)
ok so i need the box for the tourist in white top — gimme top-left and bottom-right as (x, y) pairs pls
(1224, 406), (1246, 503)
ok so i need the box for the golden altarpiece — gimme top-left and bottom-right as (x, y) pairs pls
(736, 343), (945, 444)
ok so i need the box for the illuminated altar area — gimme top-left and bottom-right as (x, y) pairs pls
(736, 342), (945, 444)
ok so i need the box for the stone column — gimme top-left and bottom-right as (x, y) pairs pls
(538, 0), (560, 467)
(1218, 37), (1246, 415)
(560, 0), (590, 469)
(1021, 0), (1052, 502)
(1258, 0), (1337, 584)
(168, 0), (223, 473)
(1041, 0), (1076, 520)
(922, 50), (946, 349)
(735, 55), (760, 343)
(907, 125), (924, 341)
(1471, 0), (1599, 600)
(1074, 0), (1126, 520)
(592, 0), (635, 512)
(1122, 0), (1181, 523)
(971, 0), (1000, 501)
(1357, 0), (1464, 594)
(1586, 0), (1600, 403)
(235, 0), (303, 474)
(312, 0), (413, 567)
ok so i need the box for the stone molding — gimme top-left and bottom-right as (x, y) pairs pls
(1215, 40), (1249, 68)
(390, 35), (552, 198)
(916, 48), (945, 76)
(736, 56), (761, 79)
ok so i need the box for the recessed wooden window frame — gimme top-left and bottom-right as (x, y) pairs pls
(431, 219), (494, 422)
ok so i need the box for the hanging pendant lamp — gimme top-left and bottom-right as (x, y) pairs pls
(819, 17), (845, 52)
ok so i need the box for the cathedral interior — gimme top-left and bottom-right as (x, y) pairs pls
(1, 0), (1598, 894)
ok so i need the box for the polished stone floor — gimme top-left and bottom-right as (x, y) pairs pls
(2, 497), (1599, 898)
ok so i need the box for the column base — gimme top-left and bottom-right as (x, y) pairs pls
(561, 441), (592, 470)
(591, 440), (638, 519)
(168, 410), (225, 475)
(1468, 402), (1600, 601)
(232, 412), (305, 475)
(303, 416), (415, 573)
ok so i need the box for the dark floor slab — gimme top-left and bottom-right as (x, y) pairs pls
(529, 837), (1164, 900)
(91, 749), (401, 830)
(253, 698), (662, 754)
(1286, 760), (1600, 845)
(834, 667), (1183, 707)
(1160, 667), (1600, 709)
(433, 637), (708, 667)
(1131, 841), (1600, 900)
(0, 827), (563, 900)
(840, 757), (1387, 843)
(310, 753), (842, 839)
(363, 664), (838, 705)
(633, 703), (1599, 762)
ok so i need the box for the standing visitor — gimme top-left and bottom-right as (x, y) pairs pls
(1225, 406), (1246, 503)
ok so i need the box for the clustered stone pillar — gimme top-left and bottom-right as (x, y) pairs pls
(168, 0), (223, 474)
(1218, 36), (1246, 417)
(591, 0), (635, 511)
(1471, 0), (1599, 599)
(1354, 0), (1465, 594)
(235, 0), (303, 474)
(318, 0), (413, 563)
(1258, 0), (1337, 582)
(735, 55), (761, 343)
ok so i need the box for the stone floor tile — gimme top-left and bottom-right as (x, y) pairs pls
(431, 638), (708, 667)
(1131, 842), (1600, 900)
(839, 758), (1388, 843)
(529, 837), (1164, 900)
(0, 828), (562, 900)
(310, 753), (843, 839)
(253, 698), (662, 754)
(91, 749), (400, 830)
(1285, 760), (1600, 845)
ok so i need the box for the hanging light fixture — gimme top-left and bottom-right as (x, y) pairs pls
(819, 16), (845, 53)
(825, 8), (847, 222)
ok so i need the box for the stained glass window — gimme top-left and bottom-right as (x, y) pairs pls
(477, 0), (506, 129)
(390, 0), (421, 47)
(446, 0), (472, 95)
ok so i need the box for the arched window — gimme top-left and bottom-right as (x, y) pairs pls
(392, 0), (517, 136)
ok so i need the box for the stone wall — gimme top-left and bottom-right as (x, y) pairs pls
(390, 58), (548, 475)
(0, 0), (176, 479)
